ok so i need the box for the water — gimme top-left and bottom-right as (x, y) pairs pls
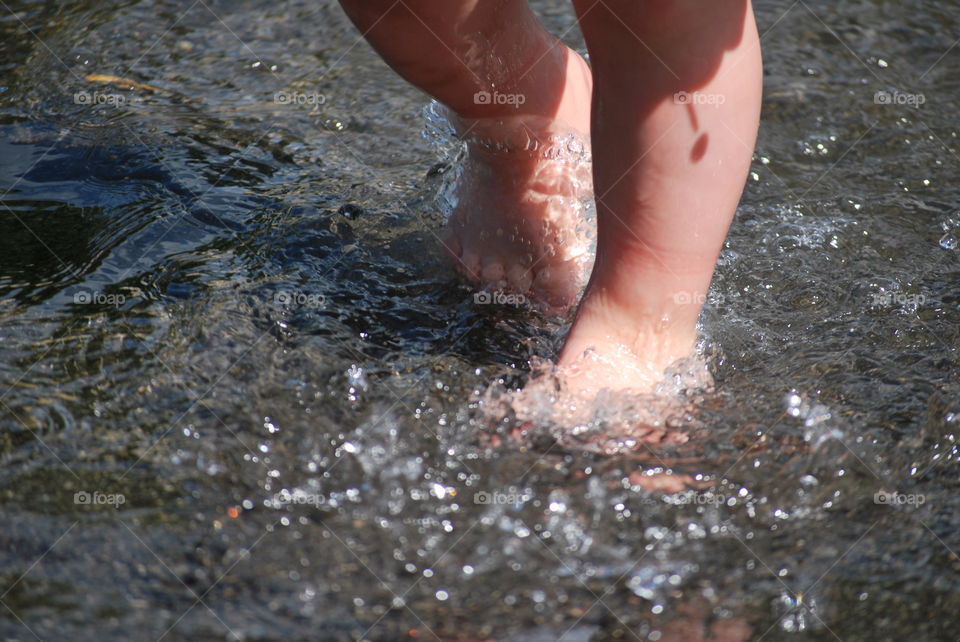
(1, 0), (959, 640)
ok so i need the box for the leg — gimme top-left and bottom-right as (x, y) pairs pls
(339, 0), (594, 308)
(338, 0), (587, 125)
(560, 0), (762, 393)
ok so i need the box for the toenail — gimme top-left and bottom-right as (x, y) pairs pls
(481, 261), (506, 282)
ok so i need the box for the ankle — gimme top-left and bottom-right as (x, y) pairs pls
(450, 111), (592, 165)
(575, 285), (698, 348)
(558, 269), (703, 372)
(452, 44), (591, 131)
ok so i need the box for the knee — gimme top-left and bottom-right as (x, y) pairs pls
(338, 0), (403, 30)
(572, 0), (748, 46)
(572, 0), (751, 88)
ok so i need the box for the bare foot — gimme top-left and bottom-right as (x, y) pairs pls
(481, 350), (710, 452)
(442, 49), (594, 311)
(557, 287), (707, 395)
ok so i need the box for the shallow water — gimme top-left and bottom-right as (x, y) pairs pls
(1, 0), (959, 640)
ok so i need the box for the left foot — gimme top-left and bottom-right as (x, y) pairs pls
(441, 48), (595, 311)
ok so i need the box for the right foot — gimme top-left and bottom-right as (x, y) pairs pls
(551, 240), (719, 399)
(441, 49), (594, 311)
(557, 283), (704, 395)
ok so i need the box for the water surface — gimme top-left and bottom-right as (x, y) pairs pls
(1, 0), (959, 640)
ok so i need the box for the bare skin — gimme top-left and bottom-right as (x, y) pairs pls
(338, 0), (761, 397)
(560, 0), (761, 394)
(441, 106), (595, 311)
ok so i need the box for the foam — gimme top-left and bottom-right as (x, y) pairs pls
(476, 338), (717, 455)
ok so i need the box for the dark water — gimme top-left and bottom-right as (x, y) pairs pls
(1, 0), (959, 640)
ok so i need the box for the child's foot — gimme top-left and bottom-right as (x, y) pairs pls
(558, 295), (701, 395)
(442, 50), (594, 311)
(556, 255), (715, 396)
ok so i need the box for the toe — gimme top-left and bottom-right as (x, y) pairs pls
(533, 264), (578, 309)
(506, 264), (533, 293)
(459, 251), (482, 281)
(481, 259), (506, 283)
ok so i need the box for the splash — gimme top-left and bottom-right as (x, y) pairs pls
(476, 339), (717, 456)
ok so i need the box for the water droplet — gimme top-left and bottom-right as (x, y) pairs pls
(786, 393), (803, 416)
(939, 232), (957, 250)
